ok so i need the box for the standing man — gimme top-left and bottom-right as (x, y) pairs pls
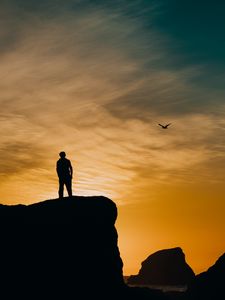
(56, 151), (73, 198)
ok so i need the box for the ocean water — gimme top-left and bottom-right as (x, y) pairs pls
(124, 276), (187, 292)
(130, 284), (187, 293)
(124, 277), (187, 293)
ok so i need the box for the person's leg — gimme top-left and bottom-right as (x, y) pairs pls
(65, 178), (72, 197)
(58, 179), (64, 198)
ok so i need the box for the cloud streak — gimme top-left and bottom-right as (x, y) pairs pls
(0, 1), (225, 205)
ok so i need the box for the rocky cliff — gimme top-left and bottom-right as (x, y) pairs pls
(0, 196), (125, 299)
(4, 196), (219, 300)
(187, 252), (225, 299)
(127, 247), (195, 286)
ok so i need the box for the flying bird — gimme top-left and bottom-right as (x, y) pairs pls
(158, 123), (171, 129)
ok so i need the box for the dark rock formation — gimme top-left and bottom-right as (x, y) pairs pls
(127, 247), (195, 286)
(186, 253), (225, 300)
(0, 196), (183, 300)
(0, 196), (125, 299)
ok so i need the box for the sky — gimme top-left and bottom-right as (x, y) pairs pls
(1, 0), (225, 276)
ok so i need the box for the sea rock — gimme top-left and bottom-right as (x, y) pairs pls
(187, 252), (225, 299)
(127, 247), (195, 286)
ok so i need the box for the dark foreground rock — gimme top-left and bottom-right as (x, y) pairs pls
(3, 196), (221, 300)
(0, 196), (167, 300)
(187, 253), (225, 300)
(0, 196), (125, 299)
(127, 247), (195, 286)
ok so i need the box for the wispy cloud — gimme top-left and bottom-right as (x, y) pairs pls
(0, 1), (225, 204)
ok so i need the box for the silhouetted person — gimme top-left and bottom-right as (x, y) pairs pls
(56, 151), (73, 198)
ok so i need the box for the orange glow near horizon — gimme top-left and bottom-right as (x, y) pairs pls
(117, 183), (225, 275)
(1, 154), (225, 276)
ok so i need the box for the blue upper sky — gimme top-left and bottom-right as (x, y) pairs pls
(4, 0), (225, 65)
(0, 0), (224, 120)
(6, 0), (225, 84)
(154, 1), (225, 64)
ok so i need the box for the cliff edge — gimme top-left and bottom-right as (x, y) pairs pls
(187, 252), (225, 299)
(0, 196), (124, 299)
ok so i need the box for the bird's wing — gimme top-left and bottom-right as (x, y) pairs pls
(166, 123), (171, 126)
(158, 124), (163, 127)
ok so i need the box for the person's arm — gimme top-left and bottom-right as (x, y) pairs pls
(69, 161), (73, 178)
(56, 161), (60, 177)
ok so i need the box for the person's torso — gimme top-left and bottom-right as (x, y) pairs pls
(57, 158), (71, 177)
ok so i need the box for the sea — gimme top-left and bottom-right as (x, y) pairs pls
(123, 277), (187, 293)
(129, 284), (187, 293)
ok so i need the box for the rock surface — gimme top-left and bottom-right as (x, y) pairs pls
(187, 252), (225, 299)
(0, 196), (125, 299)
(127, 247), (195, 286)
(2, 196), (221, 300)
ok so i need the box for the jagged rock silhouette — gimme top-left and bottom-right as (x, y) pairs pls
(0, 196), (124, 299)
(0, 196), (167, 300)
(127, 247), (195, 286)
(187, 253), (225, 300)
(1, 196), (222, 300)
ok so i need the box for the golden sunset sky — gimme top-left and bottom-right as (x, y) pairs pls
(1, 0), (225, 275)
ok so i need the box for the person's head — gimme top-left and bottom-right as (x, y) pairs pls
(59, 151), (66, 158)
